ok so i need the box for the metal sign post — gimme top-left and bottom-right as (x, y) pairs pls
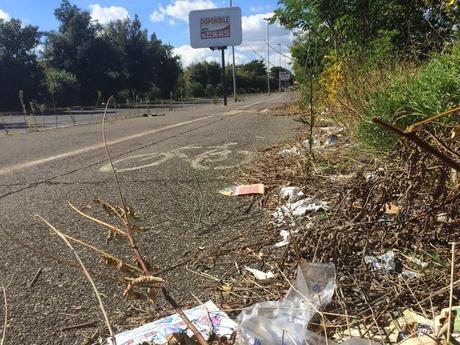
(221, 48), (227, 106)
(211, 46), (228, 106)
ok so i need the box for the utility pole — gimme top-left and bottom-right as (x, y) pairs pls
(230, 0), (237, 102)
(278, 43), (281, 92)
(266, 19), (270, 95)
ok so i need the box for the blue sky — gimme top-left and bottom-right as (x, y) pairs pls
(0, 0), (293, 67)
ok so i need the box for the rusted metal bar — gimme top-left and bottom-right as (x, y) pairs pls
(372, 117), (460, 171)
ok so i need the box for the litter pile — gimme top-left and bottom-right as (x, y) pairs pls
(110, 262), (459, 345)
(223, 120), (459, 343)
(103, 118), (458, 345)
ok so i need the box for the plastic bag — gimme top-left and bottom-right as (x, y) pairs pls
(237, 262), (335, 345)
(237, 262), (381, 345)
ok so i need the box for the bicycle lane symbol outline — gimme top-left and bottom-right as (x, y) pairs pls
(99, 143), (254, 173)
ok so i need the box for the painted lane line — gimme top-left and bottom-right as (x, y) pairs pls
(0, 115), (214, 175)
(0, 96), (283, 176)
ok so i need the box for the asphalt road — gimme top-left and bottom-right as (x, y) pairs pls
(0, 93), (298, 344)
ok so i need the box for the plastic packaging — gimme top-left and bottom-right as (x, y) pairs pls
(237, 262), (381, 345)
(237, 262), (336, 345)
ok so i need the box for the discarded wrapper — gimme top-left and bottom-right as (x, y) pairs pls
(279, 147), (301, 156)
(273, 198), (329, 219)
(109, 300), (236, 345)
(280, 186), (305, 203)
(365, 251), (420, 278)
(364, 250), (396, 273)
(273, 229), (290, 248)
(244, 267), (275, 280)
(219, 183), (265, 196)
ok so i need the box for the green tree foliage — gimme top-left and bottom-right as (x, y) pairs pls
(234, 60), (268, 93)
(105, 17), (180, 101)
(184, 59), (280, 97)
(185, 61), (222, 97)
(44, 0), (118, 104)
(0, 18), (43, 110)
(0, 0), (182, 110)
(43, 68), (78, 107)
(273, 0), (460, 56)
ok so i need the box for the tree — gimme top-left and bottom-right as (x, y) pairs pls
(273, 0), (460, 56)
(43, 68), (78, 108)
(186, 61), (222, 97)
(0, 18), (42, 110)
(44, 0), (119, 104)
(103, 16), (181, 101)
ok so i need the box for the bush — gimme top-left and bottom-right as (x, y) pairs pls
(358, 44), (460, 150)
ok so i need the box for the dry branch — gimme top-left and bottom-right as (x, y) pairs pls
(101, 97), (209, 345)
(1, 284), (7, 345)
(37, 214), (114, 338)
(69, 202), (127, 237)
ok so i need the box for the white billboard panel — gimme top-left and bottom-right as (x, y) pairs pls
(279, 71), (291, 81)
(189, 7), (242, 49)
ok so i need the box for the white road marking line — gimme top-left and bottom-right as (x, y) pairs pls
(0, 96), (280, 175)
(0, 115), (213, 175)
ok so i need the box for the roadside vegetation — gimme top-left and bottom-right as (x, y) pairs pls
(0, 0), (287, 112)
(273, 0), (460, 151)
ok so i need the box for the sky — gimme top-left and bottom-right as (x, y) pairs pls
(0, 0), (294, 68)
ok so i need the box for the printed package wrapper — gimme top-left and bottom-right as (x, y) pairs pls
(110, 301), (236, 345)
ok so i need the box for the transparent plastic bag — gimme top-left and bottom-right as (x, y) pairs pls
(237, 262), (380, 345)
(237, 262), (335, 345)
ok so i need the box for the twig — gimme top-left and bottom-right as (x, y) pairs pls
(60, 231), (141, 273)
(1, 284), (7, 345)
(447, 242), (456, 345)
(61, 320), (97, 331)
(37, 215), (114, 338)
(68, 202), (127, 237)
(101, 97), (209, 345)
(28, 267), (43, 288)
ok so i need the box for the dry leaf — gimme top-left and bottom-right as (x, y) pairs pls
(385, 202), (401, 215)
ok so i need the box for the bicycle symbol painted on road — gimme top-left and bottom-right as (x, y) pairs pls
(99, 143), (254, 173)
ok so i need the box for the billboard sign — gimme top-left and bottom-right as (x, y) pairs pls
(189, 7), (242, 48)
(279, 71), (291, 81)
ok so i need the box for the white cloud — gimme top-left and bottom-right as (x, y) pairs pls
(0, 9), (11, 21)
(173, 45), (249, 67)
(150, 11), (165, 22)
(89, 4), (129, 25)
(150, 0), (216, 23)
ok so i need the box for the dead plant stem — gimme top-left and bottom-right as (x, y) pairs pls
(68, 202), (126, 237)
(101, 97), (209, 345)
(37, 215), (114, 338)
(447, 242), (456, 344)
(1, 284), (7, 345)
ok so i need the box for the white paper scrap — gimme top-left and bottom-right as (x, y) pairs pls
(244, 267), (275, 280)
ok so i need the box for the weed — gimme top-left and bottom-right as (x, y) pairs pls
(358, 43), (460, 150)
